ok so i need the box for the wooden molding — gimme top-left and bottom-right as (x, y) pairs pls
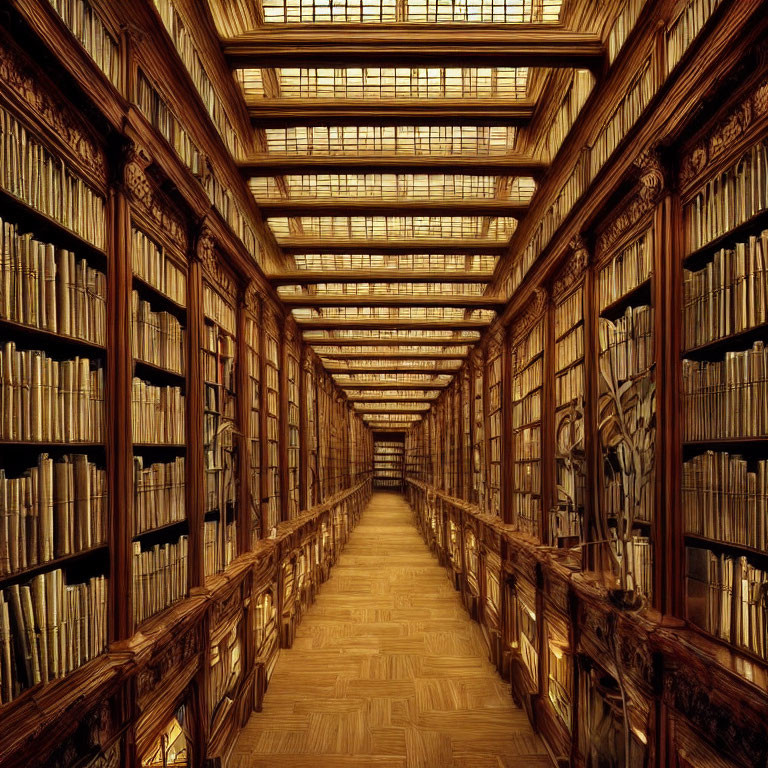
(280, 294), (502, 309)
(271, 270), (495, 285)
(295, 318), (492, 331)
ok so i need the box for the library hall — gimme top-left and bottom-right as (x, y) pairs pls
(0, 0), (767, 766)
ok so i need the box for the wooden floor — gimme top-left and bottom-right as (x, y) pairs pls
(230, 492), (550, 768)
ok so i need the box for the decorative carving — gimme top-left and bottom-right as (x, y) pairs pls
(617, 625), (654, 688)
(552, 236), (589, 298)
(125, 156), (188, 250)
(512, 288), (547, 343)
(681, 73), (768, 189)
(664, 668), (768, 768)
(197, 224), (236, 298)
(597, 150), (665, 257)
(244, 280), (264, 313)
(137, 626), (201, 701)
(0, 38), (106, 180)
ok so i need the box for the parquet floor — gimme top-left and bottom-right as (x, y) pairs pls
(230, 492), (550, 768)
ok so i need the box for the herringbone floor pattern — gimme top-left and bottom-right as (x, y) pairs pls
(229, 492), (550, 767)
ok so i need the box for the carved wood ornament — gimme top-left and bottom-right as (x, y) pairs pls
(552, 235), (589, 299)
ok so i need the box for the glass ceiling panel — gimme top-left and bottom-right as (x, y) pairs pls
(259, 126), (518, 156)
(303, 329), (482, 339)
(257, 0), (562, 24)
(334, 373), (452, 382)
(293, 253), (497, 271)
(312, 344), (470, 354)
(292, 307), (496, 320)
(278, 283), (487, 296)
(268, 215), (517, 240)
(237, 67), (529, 100)
(250, 175), (535, 201)
(345, 389), (441, 398)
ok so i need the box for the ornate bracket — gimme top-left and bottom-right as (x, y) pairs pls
(552, 235), (590, 299)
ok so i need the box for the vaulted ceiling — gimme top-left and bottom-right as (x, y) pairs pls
(205, 0), (610, 431)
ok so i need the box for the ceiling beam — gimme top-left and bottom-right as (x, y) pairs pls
(325, 365), (461, 374)
(304, 337), (479, 347)
(242, 155), (545, 176)
(296, 318), (491, 330)
(282, 294), (501, 309)
(317, 351), (467, 360)
(246, 97), (535, 127)
(222, 26), (606, 68)
(347, 396), (437, 403)
(281, 240), (507, 255)
(336, 381), (448, 390)
(273, 270), (494, 285)
(257, 199), (530, 218)
(354, 407), (430, 414)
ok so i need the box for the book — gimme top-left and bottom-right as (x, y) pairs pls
(132, 535), (188, 624)
(131, 378), (185, 444)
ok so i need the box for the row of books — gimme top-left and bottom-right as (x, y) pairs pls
(133, 456), (185, 535)
(683, 451), (768, 551)
(555, 325), (584, 371)
(598, 306), (655, 383)
(203, 518), (237, 577)
(682, 341), (768, 440)
(513, 425), (541, 461)
(556, 363), (584, 408)
(47, 0), (120, 88)
(667, 0), (724, 72)
(0, 107), (105, 248)
(131, 228), (186, 307)
(132, 536), (188, 624)
(203, 173), (259, 263)
(542, 69), (594, 162)
(554, 289), (583, 339)
(686, 546), (767, 659)
(0, 570), (107, 704)
(607, 0), (645, 63)
(597, 233), (651, 310)
(512, 390), (541, 430)
(687, 140), (768, 251)
(0, 219), (106, 345)
(683, 229), (768, 349)
(135, 70), (202, 177)
(0, 454), (106, 577)
(512, 357), (543, 402)
(151, 0), (243, 160)
(611, 530), (652, 596)
(130, 378), (185, 444)
(514, 319), (545, 370)
(203, 285), (236, 337)
(131, 291), (185, 375)
(603, 470), (654, 525)
(0, 344), (104, 442)
(513, 459), (541, 494)
(589, 60), (655, 183)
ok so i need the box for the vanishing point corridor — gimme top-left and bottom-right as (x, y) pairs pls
(230, 493), (549, 767)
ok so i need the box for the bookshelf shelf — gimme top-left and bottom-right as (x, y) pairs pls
(685, 533), (768, 565)
(0, 187), (107, 265)
(133, 518), (189, 543)
(133, 358), (186, 384)
(683, 320), (768, 360)
(0, 319), (106, 355)
(132, 274), (187, 317)
(0, 545), (109, 590)
(598, 277), (652, 321)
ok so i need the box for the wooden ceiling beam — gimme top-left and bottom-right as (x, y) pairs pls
(354, 407), (430, 414)
(317, 352), (467, 360)
(325, 365), (461, 373)
(242, 155), (545, 176)
(303, 337), (479, 346)
(335, 381), (449, 390)
(282, 239), (506, 255)
(222, 26), (606, 68)
(347, 395), (438, 402)
(273, 270), (494, 285)
(246, 98), (535, 126)
(282, 294), (501, 309)
(296, 318), (490, 330)
(257, 199), (530, 217)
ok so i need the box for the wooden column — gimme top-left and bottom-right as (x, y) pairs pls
(186, 226), (208, 589)
(107, 152), (133, 643)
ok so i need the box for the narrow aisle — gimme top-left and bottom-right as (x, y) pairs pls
(230, 492), (549, 768)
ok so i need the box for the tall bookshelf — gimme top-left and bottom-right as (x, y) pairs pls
(471, 348), (486, 509)
(550, 252), (588, 550)
(244, 292), (261, 548)
(130, 222), (188, 626)
(201, 275), (238, 578)
(460, 367), (472, 500)
(373, 438), (404, 490)
(262, 304), (281, 532)
(510, 299), (546, 539)
(680, 135), (768, 663)
(596, 225), (655, 602)
(0, 37), (110, 706)
(284, 328), (301, 520)
(486, 332), (503, 517)
(303, 357), (319, 508)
